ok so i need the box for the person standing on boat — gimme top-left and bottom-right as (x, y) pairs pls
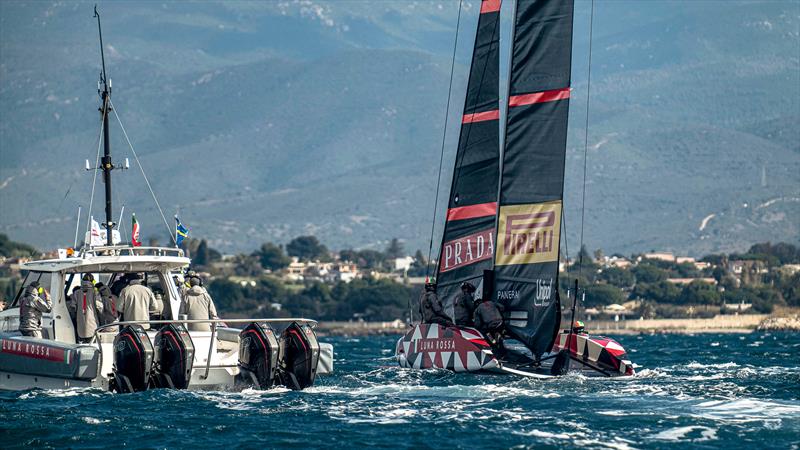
(69, 274), (104, 343)
(18, 281), (52, 338)
(96, 282), (118, 329)
(418, 281), (452, 327)
(453, 282), (477, 327)
(473, 297), (504, 345)
(179, 275), (219, 332)
(118, 273), (158, 329)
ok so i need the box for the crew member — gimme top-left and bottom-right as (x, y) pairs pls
(453, 282), (477, 327)
(179, 275), (219, 332)
(96, 282), (118, 329)
(110, 274), (130, 297)
(70, 274), (103, 343)
(118, 273), (159, 329)
(572, 320), (586, 334)
(473, 297), (504, 346)
(18, 281), (52, 338)
(418, 281), (452, 327)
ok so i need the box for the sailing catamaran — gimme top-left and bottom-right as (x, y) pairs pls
(396, 0), (635, 378)
(0, 8), (333, 392)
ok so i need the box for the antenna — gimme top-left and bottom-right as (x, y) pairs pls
(93, 5), (108, 93)
(73, 206), (82, 249)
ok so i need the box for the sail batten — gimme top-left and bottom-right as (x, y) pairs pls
(435, 0), (503, 312)
(493, 0), (574, 357)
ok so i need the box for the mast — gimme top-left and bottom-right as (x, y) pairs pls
(94, 6), (115, 246)
(434, 0), (503, 311)
(492, 0), (575, 358)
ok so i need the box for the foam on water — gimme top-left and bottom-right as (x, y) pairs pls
(1, 333), (799, 449)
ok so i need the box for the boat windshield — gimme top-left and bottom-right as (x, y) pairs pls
(10, 271), (53, 308)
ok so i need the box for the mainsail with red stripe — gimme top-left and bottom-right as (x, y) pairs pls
(492, 0), (574, 357)
(435, 0), (503, 312)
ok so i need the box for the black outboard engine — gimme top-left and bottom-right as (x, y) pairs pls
(236, 322), (280, 389)
(113, 325), (154, 393)
(278, 322), (320, 390)
(152, 323), (195, 389)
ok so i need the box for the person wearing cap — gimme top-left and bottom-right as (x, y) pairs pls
(418, 280), (452, 327)
(18, 281), (52, 338)
(118, 273), (159, 329)
(179, 275), (219, 332)
(69, 274), (104, 343)
(572, 320), (586, 334)
(453, 282), (477, 327)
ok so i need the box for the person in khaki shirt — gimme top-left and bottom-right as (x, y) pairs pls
(179, 275), (219, 331)
(118, 273), (158, 329)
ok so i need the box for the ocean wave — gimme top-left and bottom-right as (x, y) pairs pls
(651, 425), (718, 442)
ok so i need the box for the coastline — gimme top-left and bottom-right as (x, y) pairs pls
(316, 313), (800, 337)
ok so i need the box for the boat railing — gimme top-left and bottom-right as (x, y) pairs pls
(80, 245), (186, 258)
(92, 318), (318, 380)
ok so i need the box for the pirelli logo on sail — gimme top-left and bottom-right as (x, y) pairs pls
(495, 201), (561, 266)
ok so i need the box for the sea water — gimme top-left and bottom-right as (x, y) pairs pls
(1, 332), (798, 449)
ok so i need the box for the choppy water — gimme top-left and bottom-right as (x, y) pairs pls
(2, 332), (799, 449)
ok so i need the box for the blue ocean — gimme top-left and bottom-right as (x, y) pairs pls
(2, 332), (798, 449)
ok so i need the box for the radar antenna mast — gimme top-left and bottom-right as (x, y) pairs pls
(94, 5), (116, 246)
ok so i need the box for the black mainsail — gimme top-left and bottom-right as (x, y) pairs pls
(492, 0), (574, 358)
(435, 0), (503, 311)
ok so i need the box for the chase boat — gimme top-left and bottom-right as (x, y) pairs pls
(0, 247), (333, 392)
(0, 9), (332, 392)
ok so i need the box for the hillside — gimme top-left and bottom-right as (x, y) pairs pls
(0, 0), (797, 257)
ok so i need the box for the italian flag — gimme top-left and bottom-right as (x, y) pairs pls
(131, 214), (141, 247)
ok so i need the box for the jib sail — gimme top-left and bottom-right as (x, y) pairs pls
(492, 0), (574, 357)
(436, 0), (503, 314)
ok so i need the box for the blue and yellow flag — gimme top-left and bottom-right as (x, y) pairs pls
(175, 216), (189, 247)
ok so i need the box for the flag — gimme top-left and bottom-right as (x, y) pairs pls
(131, 214), (142, 247)
(175, 216), (188, 247)
(89, 217), (104, 247)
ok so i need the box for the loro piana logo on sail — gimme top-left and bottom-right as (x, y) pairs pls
(495, 201), (561, 266)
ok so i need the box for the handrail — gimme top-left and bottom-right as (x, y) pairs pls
(94, 317), (317, 334)
(80, 245), (186, 258)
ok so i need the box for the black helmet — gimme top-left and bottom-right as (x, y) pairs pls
(424, 279), (437, 292)
(82, 273), (94, 282)
(460, 282), (476, 293)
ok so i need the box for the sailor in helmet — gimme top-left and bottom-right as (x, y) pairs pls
(572, 320), (586, 334)
(418, 279), (452, 327)
(18, 281), (52, 338)
(453, 281), (477, 327)
(473, 296), (505, 346)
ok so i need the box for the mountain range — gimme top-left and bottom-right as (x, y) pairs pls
(0, 0), (797, 258)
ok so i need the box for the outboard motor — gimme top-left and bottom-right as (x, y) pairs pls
(152, 323), (195, 389)
(236, 322), (280, 389)
(278, 322), (320, 390)
(112, 325), (154, 393)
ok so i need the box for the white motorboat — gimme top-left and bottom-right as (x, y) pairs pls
(0, 246), (333, 392)
(0, 7), (333, 392)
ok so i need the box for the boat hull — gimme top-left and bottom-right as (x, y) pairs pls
(395, 324), (499, 372)
(551, 331), (635, 377)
